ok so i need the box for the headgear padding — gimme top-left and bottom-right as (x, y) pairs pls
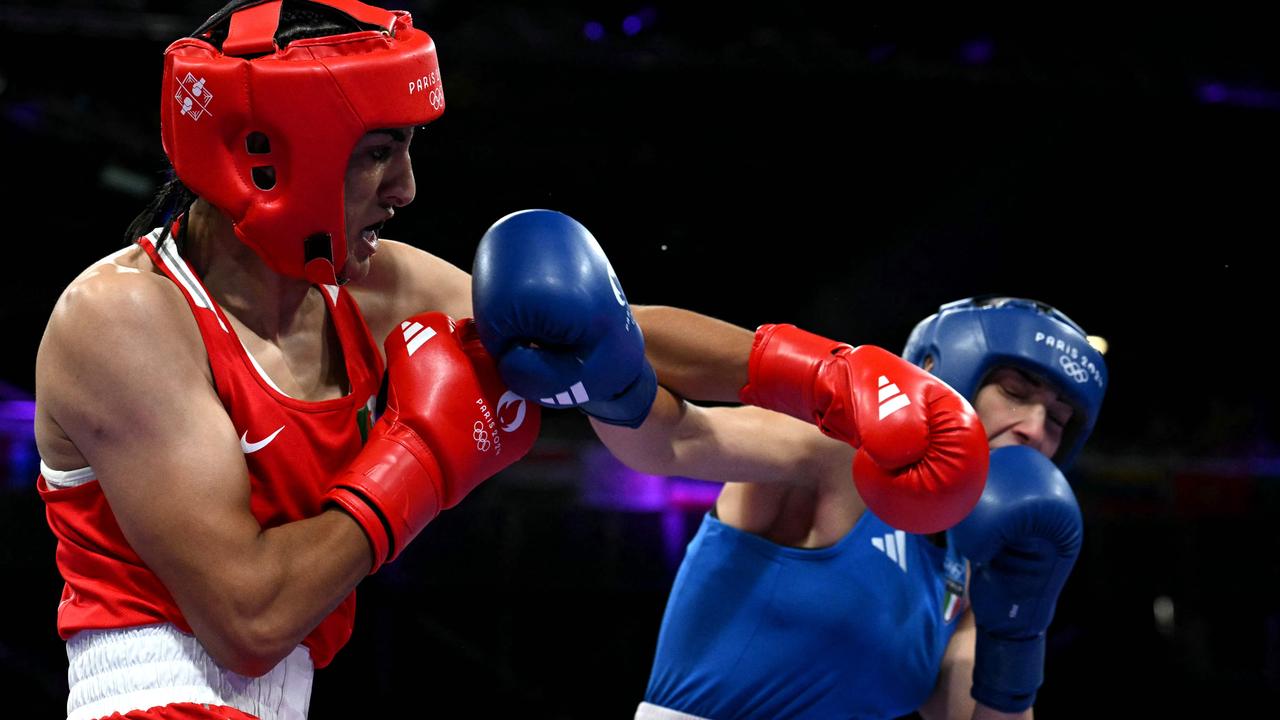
(903, 297), (1107, 469)
(161, 0), (444, 285)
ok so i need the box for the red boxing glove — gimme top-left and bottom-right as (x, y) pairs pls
(327, 312), (540, 572)
(740, 324), (988, 534)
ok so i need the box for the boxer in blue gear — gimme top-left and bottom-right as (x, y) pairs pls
(591, 296), (1107, 720)
(468, 220), (1100, 716)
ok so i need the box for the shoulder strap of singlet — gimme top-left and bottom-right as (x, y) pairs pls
(137, 223), (384, 399)
(319, 283), (385, 395)
(137, 225), (243, 372)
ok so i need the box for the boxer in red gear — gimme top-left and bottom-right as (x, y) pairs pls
(34, 2), (535, 718)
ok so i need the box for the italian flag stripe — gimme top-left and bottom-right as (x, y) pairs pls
(943, 592), (961, 623)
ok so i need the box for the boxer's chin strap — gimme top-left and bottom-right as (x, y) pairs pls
(303, 235), (342, 287)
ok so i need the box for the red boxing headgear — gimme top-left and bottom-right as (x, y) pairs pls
(160, 0), (444, 285)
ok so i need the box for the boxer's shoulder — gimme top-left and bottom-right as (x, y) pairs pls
(347, 238), (472, 339)
(37, 246), (213, 467)
(52, 246), (194, 338)
(714, 435), (860, 546)
(42, 245), (208, 393)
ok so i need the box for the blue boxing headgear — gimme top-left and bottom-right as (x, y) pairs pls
(903, 297), (1107, 469)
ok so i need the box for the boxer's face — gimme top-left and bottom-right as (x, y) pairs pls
(341, 126), (418, 283)
(972, 366), (1074, 460)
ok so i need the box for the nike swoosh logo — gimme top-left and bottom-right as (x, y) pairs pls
(240, 426), (285, 454)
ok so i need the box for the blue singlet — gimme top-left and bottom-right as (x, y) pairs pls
(644, 510), (967, 719)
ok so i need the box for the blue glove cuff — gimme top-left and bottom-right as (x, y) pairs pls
(971, 630), (1045, 714)
(579, 361), (658, 428)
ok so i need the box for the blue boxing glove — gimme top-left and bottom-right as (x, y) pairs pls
(950, 445), (1083, 713)
(471, 209), (657, 428)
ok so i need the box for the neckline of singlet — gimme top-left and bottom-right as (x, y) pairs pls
(145, 228), (360, 410)
(704, 507), (950, 561)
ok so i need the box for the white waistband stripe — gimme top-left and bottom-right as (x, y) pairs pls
(635, 702), (712, 720)
(66, 624), (312, 720)
(41, 460), (97, 489)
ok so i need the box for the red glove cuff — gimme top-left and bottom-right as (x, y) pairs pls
(326, 487), (393, 574)
(326, 425), (445, 574)
(739, 323), (852, 426)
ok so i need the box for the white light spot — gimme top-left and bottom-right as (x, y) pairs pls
(1153, 595), (1175, 636)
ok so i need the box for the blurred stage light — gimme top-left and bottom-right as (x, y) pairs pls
(100, 164), (154, 198)
(1153, 595), (1175, 637)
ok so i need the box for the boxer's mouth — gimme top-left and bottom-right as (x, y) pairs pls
(359, 221), (386, 252)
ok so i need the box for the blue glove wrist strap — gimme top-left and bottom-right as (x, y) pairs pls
(579, 362), (658, 428)
(971, 629), (1044, 714)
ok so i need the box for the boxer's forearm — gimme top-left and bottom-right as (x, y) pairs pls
(632, 305), (752, 403)
(589, 386), (686, 476)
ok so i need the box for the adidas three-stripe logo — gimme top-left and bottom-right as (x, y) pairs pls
(401, 320), (437, 357)
(877, 375), (911, 420)
(871, 529), (908, 572)
(541, 381), (591, 407)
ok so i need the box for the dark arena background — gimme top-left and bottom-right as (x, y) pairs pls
(1, 3), (1276, 717)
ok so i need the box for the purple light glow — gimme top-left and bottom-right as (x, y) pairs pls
(1227, 87), (1280, 109)
(960, 38), (994, 66)
(0, 400), (35, 423)
(668, 478), (721, 510)
(622, 15), (643, 36)
(1196, 82), (1280, 110)
(583, 20), (605, 42)
(1198, 83), (1228, 103)
(1, 401), (38, 490)
(1233, 88), (1273, 107)
(581, 446), (717, 569)
(580, 447), (719, 512)
(581, 447), (668, 512)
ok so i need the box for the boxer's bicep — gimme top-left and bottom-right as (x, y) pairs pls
(40, 271), (263, 646)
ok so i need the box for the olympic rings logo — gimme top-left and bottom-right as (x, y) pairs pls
(1058, 355), (1089, 384)
(473, 421), (491, 452)
(429, 87), (444, 111)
